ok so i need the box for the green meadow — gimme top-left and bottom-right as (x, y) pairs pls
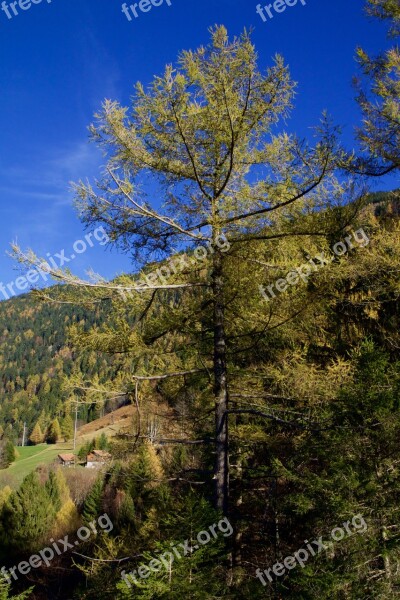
(0, 443), (74, 488)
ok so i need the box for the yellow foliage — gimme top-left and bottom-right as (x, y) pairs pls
(53, 468), (71, 504)
(53, 499), (80, 536)
(0, 486), (12, 510)
(143, 440), (164, 486)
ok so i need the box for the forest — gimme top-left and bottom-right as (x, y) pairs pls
(0, 0), (399, 598)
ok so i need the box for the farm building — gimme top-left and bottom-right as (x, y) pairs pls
(85, 449), (112, 469)
(58, 453), (76, 467)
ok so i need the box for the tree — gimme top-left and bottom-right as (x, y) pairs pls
(45, 470), (62, 512)
(351, 0), (400, 175)
(0, 441), (15, 469)
(0, 577), (33, 600)
(82, 476), (104, 523)
(36, 409), (48, 433)
(98, 432), (108, 450)
(29, 422), (43, 445)
(47, 418), (61, 444)
(366, 0), (400, 36)
(260, 342), (400, 599)
(125, 441), (164, 514)
(0, 487), (12, 511)
(3, 442), (15, 468)
(116, 493), (228, 599)
(13, 27), (363, 517)
(61, 413), (74, 441)
(1, 471), (56, 551)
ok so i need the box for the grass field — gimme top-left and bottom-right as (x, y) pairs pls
(14, 444), (51, 461)
(0, 405), (135, 489)
(0, 442), (73, 488)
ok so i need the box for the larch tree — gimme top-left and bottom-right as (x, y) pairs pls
(29, 422), (43, 446)
(47, 418), (62, 444)
(351, 0), (400, 175)
(12, 27), (364, 515)
(366, 0), (400, 35)
(61, 413), (74, 442)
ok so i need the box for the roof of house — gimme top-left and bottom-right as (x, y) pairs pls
(58, 453), (75, 462)
(86, 450), (112, 462)
(92, 450), (111, 458)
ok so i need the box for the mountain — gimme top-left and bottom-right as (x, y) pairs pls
(0, 294), (120, 442)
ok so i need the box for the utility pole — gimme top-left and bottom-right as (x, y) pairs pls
(73, 403), (79, 451)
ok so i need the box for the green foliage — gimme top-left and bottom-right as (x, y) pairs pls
(366, 0), (400, 36)
(123, 442), (164, 517)
(2, 17), (400, 600)
(0, 578), (33, 600)
(1, 471), (56, 552)
(82, 476), (104, 523)
(29, 422), (43, 445)
(98, 432), (109, 451)
(46, 418), (62, 444)
(78, 439), (95, 460)
(251, 342), (400, 599)
(0, 294), (123, 442)
(45, 470), (62, 513)
(0, 442), (16, 469)
(352, 0), (400, 175)
(61, 413), (74, 441)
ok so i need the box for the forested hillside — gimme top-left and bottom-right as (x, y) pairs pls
(0, 296), (120, 441)
(1, 190), (398, 446)
(1, 189), (400, 599)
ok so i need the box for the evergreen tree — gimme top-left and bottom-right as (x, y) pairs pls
(351, 0), (400, 175)
(77, 443), (88, 461)
(241, 341), (400, 599)
(47, 418), (61, 444)
(82, 477), (104, 523)
(0, 487), (12, 511)
(126, 442), (164, 509)
(45, 470), (62, 513)
(98, 432), (108, 450)
(36, 409), (48, 433)
(367, 0), (400, 36)
(61, 413), (74, 441)
(19, 26), (363, 517)
(0, 577), (33, 600)
(78, 439), (96, 461)
(7, 20), (400, 600)
(1, 471), (56, 551)
(0, 441), (15, 469)
(115, 491), (136, 530)
(4, 442), (15, 467)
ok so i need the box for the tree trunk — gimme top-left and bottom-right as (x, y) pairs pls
(212, 247), (229, 514)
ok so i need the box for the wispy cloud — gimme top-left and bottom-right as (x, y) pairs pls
(0, 140), (103, 245)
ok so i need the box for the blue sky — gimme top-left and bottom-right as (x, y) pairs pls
(0, 0), (397, 298)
